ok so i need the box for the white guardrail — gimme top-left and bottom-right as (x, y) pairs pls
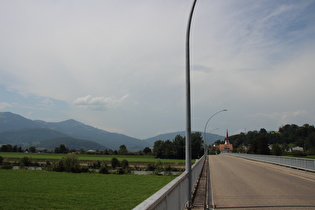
(133, 155), (206, 210)
(223, 153), (315, 172)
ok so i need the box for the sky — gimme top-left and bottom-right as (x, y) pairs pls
(1, 0), (315, 140)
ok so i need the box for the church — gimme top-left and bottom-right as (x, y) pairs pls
(217, 130), (233, 152)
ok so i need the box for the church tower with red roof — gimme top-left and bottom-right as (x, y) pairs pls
(216, 129), (233, 152)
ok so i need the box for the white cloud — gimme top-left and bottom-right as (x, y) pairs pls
(73, 94), (129, 111)
(0, 102), (11, 110)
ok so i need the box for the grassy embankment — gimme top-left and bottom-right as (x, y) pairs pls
(0, 169), (175, 209)
(283, 154), (315, 159)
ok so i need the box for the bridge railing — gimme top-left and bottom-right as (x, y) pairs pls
(223, 153), (315, 172)
(133, 155), (206, 210)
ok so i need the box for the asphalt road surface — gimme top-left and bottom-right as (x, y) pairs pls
(209, 155), (315, 210)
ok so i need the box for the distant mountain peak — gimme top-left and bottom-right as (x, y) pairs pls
(59, 119), (82, 125)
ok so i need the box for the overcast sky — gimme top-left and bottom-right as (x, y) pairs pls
(1, 0), (315, 139)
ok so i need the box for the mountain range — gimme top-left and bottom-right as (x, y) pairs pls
(0, 112), (224, 151)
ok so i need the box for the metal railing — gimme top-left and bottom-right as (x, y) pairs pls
(223, 153), (315, 172)
(133, 155), (206, 210)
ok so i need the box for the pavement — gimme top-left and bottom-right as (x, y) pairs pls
(191, 155), (315, 210)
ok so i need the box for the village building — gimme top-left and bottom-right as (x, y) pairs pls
(216, 130), (233, 152)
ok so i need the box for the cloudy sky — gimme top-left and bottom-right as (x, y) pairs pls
(1, 0), (315, 139)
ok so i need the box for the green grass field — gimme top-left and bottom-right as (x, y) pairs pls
(307, 155), (315, 159)
(0, 152), (186, 163)
(0, 169), (175, 209)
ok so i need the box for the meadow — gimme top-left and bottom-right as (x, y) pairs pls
(0, 169), (175, 209)
(0, 152), (186, 163)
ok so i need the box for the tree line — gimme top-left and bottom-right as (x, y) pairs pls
(153, 132), (204, 159)
(0, 143), (150, 155)
(0, 132), (205, 160)
(222, 124), (315, 155)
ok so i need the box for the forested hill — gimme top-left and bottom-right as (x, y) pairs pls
(144, 131), (223, 145)
(228, 124), (315, 154)
(0, 112), (148, 151)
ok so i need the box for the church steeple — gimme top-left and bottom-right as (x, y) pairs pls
(225, 129), (229, 144)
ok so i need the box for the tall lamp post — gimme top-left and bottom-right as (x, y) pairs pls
(203, 109), (227, 155)
(204, 128), (218, 154)
(185, 0), (198, 208)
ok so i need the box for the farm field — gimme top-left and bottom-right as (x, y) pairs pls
(0, 169), (175, 209)
(0, 152), (186, 163)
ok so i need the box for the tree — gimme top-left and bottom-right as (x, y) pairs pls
(163, 140), (174, 159)
(143, 147), (152, 155)
(271, 144), (282, 156)
(99, 164), (109, 174)
(29, 146), (36, 153)
(152, 132), (205, 159)
(121, 159), (130, 174)
(209, 145), (220, 155)
(0, 144), (13, 152)
(173, 135), (185, 159)
(19, 157), (32, 168)
(249, 136), (270, 155)
(214, 140), (224, 145)
(54, 144), (69, 154)
(118, 145), (128, 155)
(307, 131), (315, 153)
(111, 157), (120, 169)
(79, 148), (86, 154)
(248, 138), (258, 154)
(153, 140), (165, 158)
(257, 136), (270, 155)
(18, 146), (23, 152)
(191, 132), (204, 159)
(53, 155), (81, 173)
(13, 145), (18, 152)
(121, 159), (129, 169)
(63, 155), (81, 173)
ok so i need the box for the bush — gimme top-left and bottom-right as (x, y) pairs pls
(44, 161), (53, 171)
(99, 165), (109, 174)
(121, 159), (129, 169)
(0, 156), (3, 164)
(153, 161), (163, 175)
(291, 150), (307, 157)
(163, 165), (173, 176)
(111, 158), (120, 169)
(1, 164), (13, 169)
(63, 155), (81, 173)
(271, 144), (282, 156)
(52, 160), (65, 172)
(52, 155), (81, 173)
(19, 157), (32, 168)
(146, 163), (155, 171)
(116, 167), (125, 174)
(120, 159), (131, 174)
(80, 166), (90, 173)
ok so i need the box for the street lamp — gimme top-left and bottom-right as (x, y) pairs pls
(203, 109), (227, 155)
(185, 0), (198, 208)
(204, 128), (218, 154)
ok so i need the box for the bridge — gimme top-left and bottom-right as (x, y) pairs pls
(133, 154), (315, 210)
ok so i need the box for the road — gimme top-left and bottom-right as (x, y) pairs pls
(209, 155), (315, 210)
